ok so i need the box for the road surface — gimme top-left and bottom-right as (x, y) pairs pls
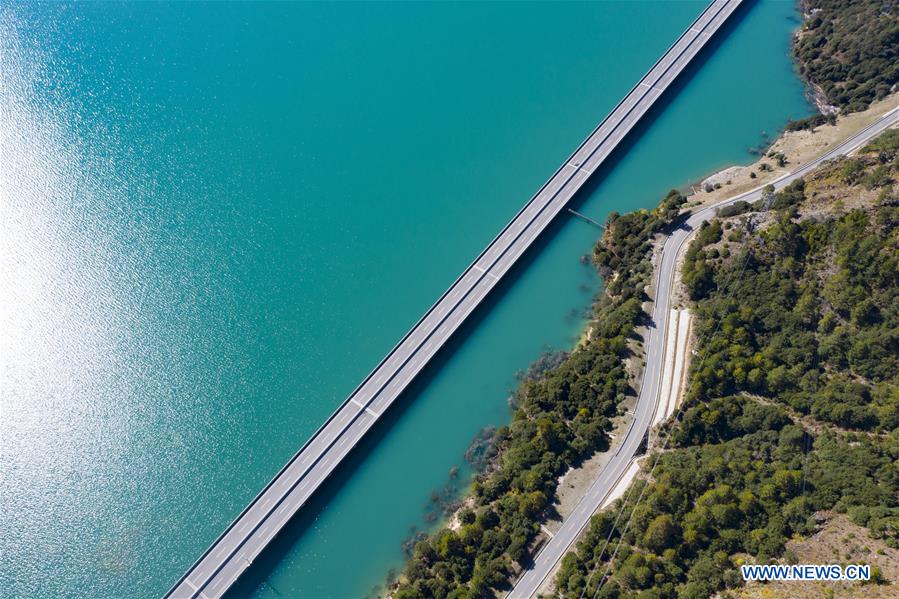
(509, 106), (899, 598)
(166, 2), (744, 596)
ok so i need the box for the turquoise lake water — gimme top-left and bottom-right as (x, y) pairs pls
(0, 1), (811, 597)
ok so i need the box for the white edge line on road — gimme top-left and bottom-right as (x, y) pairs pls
(509, 106), (899, 599)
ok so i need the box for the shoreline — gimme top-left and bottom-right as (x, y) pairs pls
(577, 89), (899, 423)
(387, 88), (899, 598)
(504, 89), (899, 597)
(530, 97), (899, 598)
(685, 92), (899, 211)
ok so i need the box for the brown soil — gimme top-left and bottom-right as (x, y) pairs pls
(734, 513), (899, 599)
(688, 92), (899, 212)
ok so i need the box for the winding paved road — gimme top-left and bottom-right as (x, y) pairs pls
(166, 2), (744, 597)
(509, 106), (899, 598)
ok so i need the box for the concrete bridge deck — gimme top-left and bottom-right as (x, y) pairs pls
(167, 1), (743, 596)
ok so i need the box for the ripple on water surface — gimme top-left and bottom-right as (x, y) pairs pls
(0, 2), (811, 597)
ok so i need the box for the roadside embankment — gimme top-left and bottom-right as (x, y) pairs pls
(687, 92), (899, 213)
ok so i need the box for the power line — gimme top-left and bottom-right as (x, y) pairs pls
(579, 188), (776, 599)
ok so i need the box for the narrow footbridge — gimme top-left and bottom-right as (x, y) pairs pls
(167, 1), (744, 596)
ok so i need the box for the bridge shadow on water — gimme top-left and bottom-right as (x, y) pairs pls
(226, 2), (753, 596)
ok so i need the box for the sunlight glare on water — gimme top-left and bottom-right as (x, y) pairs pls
(0, 2), (811, 596)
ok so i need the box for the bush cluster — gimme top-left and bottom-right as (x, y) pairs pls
(391, 192), (688, 598)
(554, 130), (899, 598)
(793, 0), (899, 113)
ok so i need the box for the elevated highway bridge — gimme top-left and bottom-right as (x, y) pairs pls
(167, 2), (745, 595)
